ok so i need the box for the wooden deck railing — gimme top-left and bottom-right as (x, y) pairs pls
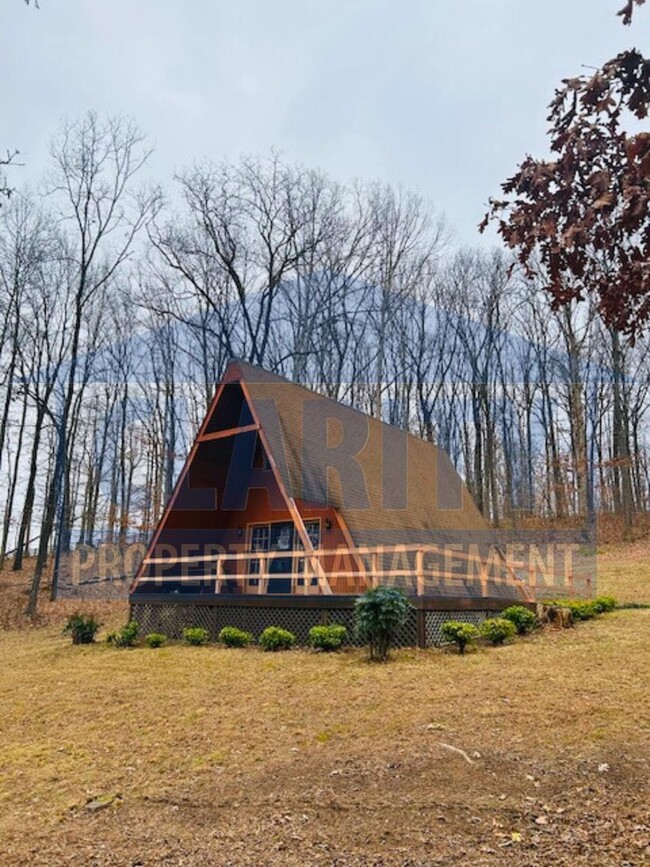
(140, 543), (537, 600)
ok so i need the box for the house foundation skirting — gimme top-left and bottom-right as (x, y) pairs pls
(129, 595), (518, 648)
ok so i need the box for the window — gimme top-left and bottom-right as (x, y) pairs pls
(296, 520), (321, 550)
(247, 519), (321, 589)
(297, 520), (321, 586)
(252, 434), (271, 470)
(248, 524), (270, 585)
(250, 524), (270, 552)
(305, 520), (321, 549)
(271, 522), (294, 552)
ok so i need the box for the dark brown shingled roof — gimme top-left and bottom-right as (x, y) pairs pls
(230, 359), (494, 550)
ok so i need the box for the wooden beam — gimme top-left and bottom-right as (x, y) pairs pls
(144, 542), (534, 569)
(258, 555), (267, 594)
(416, 548), (425, 596)
(333, 509), (371, 588)
(197, 423), (259, 442)
(288, 496), (333, 596)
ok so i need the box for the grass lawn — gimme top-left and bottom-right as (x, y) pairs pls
(597, 540), (650, 604)
(0, 549), (648, 866)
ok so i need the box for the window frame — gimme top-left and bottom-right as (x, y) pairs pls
(246, 517), (321, 588)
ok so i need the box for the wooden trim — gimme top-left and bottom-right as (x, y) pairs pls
(139, 566), (512, 588)
(129, 592), (528, 612)
(143, 542), (534, 565)
(197, 423), (259, 442)
(494, 543), (535, 603)
(325, 568), (474, 581)
(333, 508), (371, 589)
(416, 548), (425, 596)
(245, 516), (321, 540)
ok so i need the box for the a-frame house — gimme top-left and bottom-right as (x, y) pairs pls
(130, 360), (531, 645)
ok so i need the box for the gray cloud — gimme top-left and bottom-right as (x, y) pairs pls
(3, 0), (643, 241)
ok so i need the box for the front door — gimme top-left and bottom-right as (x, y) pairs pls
(267, 521), (294, 593)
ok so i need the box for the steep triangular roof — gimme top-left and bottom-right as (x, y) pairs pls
(229, 359), (490, 547)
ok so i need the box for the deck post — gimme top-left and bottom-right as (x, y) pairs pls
(528, 564), (536, 597)
(416, 548), (425, 596)
(258, 555), (267, 594)
(417, 608), (426, 649)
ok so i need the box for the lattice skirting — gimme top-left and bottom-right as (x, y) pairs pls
(130, 601), (494, 648)
(424, 609), (489, 646)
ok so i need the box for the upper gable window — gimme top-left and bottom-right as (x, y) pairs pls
(204, 382), (254, 434)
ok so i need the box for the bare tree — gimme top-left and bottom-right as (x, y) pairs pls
(28, 112), (158, 610)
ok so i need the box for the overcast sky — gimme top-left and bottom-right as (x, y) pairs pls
(3, 1), (647, 244)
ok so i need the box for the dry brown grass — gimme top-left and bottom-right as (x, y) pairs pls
(0, 549), (648, 866)
(0, 557), (127, 632)
(597, 540), (650, 604)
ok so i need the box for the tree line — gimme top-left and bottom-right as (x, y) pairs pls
(1, 114), (648, 610)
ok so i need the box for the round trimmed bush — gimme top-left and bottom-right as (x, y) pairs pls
(219, 626), (254, 648)
(501, 605), (537, 635)
(259, 626), (296, 652)
(183, 627), (210, 646)
(308, 624), (347, 652)
(441, 620), (479, 654)
(480, 617), (517, 646)
(145, 632), (167, 648)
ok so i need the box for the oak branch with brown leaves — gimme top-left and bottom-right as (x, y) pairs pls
(482, 49), (650, 339)
(618, 0), (646, 25)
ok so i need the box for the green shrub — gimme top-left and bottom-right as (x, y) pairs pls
(183, 627), (210, 646)
(480, 617), (517, 645)
(106, 620), (138, 647)
(548, 598), (601, 620)
(219, 626), (254, 648)
(259, 626), (296, 651)
(501, 605), (537, 635)
(441, 620), (479, 654)
(308, 624), (347, 652)
(574, 601), (599, 620)
(145, 632), (167, 648)
(63, 613), (101, 645)
(355, 586), (412, 662)
(564, 600), (597, 620)
(593, 595), (617, 613)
